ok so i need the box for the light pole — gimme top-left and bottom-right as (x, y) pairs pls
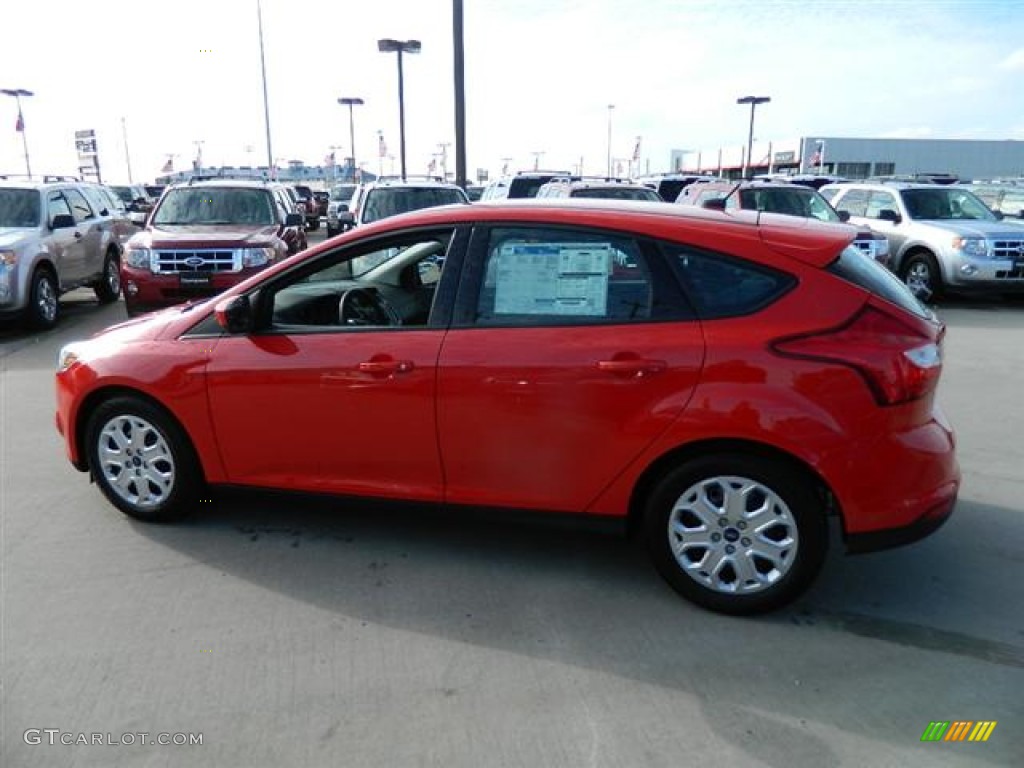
(737, 95), (770, 179)
(377, 38), (421, 181)
(256, 0), (274, 172)
(2, 88), (33, 178)
(606, 104), (615, 177)
(337, 97), (364, 181)
(121, 117), (134, 183)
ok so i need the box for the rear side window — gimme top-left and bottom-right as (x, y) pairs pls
(828, 245), (931, 319)
(662, 243), (795, 319)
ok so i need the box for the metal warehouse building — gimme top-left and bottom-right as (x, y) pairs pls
(671, 137), (1024, 181)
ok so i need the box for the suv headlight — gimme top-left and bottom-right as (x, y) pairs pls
(125, 246), (153, 269)
(952, 236), (987, 258)
(241, 247), (274, 267)
(0, 250), (17, 267)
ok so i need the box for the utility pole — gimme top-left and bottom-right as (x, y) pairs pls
(121, 117), (134, 183)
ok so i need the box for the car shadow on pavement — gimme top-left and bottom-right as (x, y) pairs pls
(127, 488), (1022, 767)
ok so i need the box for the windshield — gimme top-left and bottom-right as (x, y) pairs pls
(362, 187), (466, 223)
(110, 186), (134, 204)
(900, 188), (997, 221)
(738, 187), (842, 222)
(572, 187), (662, 201)
(152, 188), (276, 225)
(0, 189), (41, 227)
(330, 185), (356, 202)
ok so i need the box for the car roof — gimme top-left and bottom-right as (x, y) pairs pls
(168, 179), (275, 190)
(339, 198), (855, 266)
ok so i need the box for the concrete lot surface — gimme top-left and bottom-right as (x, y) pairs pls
(2, 270), (1022, 767)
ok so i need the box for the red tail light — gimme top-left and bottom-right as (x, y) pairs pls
(772, 305), (943, 406)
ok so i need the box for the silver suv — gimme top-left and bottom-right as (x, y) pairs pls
(821, 181), (1024, 300)
(0, 178), (125, 328)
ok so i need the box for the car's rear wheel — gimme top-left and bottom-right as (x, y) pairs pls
(901, 252), (943, 302)
(307, 218), (320, 231)
(326, 226), (338, 238)
(94, 250), (121, 304)
(26, 267), (59, 330)
(86, 397), (202, 522)
(644, 454), (827, 615)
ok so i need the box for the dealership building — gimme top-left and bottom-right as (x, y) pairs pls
(671, 137), (1024, 181)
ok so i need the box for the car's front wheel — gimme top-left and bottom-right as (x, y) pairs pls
(26, 267), (59, 330)
(901, 252), (943, 302)
(644, 454), (827, 615)
(94, 250), (121, 304)
(86, 397), (202, 522)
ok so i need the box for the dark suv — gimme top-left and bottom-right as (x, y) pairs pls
(121, 180), (303, 315)
(678, 180), (891, 266)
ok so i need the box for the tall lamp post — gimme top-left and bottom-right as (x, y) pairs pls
(256, 0), (273, 172)
(2, 88), (33, 178)
(736, 95), (770, 179)
(606, 104), (615, 177)
(337, 97), (364, 181)
(377, 38), (421, 181)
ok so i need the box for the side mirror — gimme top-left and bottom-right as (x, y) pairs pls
(284, 212), (303, 227)
(992, 210), (1004, 220)
(701, 198), (727, 211)
(337, 203), (349, 212)
(51, 213), (76, 229)
(338, 211), (355, 224)
(877, 208), (902, 224)
(837, 210), (851, 223)
(214, 295), (252, 334)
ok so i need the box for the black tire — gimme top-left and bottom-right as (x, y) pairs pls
(307, 218), (320, 231)
(85, 397), (203, 522)
(901, 252), (943, 302)
(326, 226), (338, 239)
(94, 250), (122, 304)
(26, 267), (59, 330)
(644, 454), (827, 615)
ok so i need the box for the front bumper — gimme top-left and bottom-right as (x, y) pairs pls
(121, 265), (265, 311)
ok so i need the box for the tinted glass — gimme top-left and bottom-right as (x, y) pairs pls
(153, 188), (276, 225)
(362, 187), (466, 223)
(571, 187), (662, 201)
(663, 244), (795, 319)
(828, 245), (931, 319)
(833, 188), (868, 216)
(63, 188), (95, 222)
(0, 189), (41, 227)
(507, 178), (551, 198)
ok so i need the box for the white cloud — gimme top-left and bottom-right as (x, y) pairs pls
(998, 48), (1024, 70)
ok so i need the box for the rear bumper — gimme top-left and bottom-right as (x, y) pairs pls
(845, 483), (957, 553)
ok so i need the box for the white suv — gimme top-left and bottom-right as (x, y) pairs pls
(347, 178), (468, 227)
(0, 178), (126, 328)
(821, 181), (1024, 300)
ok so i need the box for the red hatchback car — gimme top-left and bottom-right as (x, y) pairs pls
(55, 201), (959, 614)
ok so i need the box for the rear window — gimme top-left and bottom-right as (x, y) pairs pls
(571, 187), (662, 201)
(362, 187), (466, 223)
(507, 178), (555, 198)
(828, 245), (931, 319)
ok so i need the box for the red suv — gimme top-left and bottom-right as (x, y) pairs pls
(121, 179), (304, 315)
(56, 201), (958, 614)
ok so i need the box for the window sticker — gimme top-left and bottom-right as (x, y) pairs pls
(493, 242), (611, 316)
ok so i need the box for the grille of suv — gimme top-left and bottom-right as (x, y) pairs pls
(154, 250), (240, 273)
(991, 239), (1024, 261)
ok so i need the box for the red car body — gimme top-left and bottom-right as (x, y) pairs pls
(56, 201), (958, 613)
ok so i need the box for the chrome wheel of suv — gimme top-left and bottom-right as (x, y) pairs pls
(28, 268), (59, 330)
(94, 252), (121, 304)
(645, 455), (827, 614)
(902, 253), (941, 301)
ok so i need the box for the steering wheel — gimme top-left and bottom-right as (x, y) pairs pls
(338, 288), (394, 326)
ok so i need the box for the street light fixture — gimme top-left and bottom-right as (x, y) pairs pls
(736, 95), (770, 179)
(337, 97), (364, 181)
(377, 38), (421, 181)
(2, 88), (34, 178)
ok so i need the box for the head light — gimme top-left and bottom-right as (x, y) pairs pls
(951, 236), (987, 258)
(56, 343), (86, 373)
(0, 250), (17, 267)
(125, 246), (153, 269)
(241, 247), (274, 267)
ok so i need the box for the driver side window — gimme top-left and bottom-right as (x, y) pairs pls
(265, 230), (455, 332)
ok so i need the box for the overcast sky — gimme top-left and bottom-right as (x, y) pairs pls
(1, 0), (1022, 183)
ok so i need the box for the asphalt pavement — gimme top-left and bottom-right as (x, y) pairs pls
(1, 247), (1022, 767)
